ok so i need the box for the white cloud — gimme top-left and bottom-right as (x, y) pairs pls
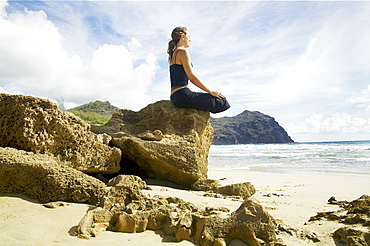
(287, 113), (370, 135)
(128, 37), (141, 51)
(0, 3), (159, 110)
(346, 85), (370, 111)
(0, 9), (72, 82)
(0, 1), (8, 17)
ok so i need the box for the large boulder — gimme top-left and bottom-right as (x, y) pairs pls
(0, 93), (121, 174)
(92, 100), (214, 187)
(0, 147), (106, 205)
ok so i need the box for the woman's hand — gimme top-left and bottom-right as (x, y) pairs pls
(210, 91), (225, 99)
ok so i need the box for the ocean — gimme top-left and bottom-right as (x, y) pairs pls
(208, 140), (370, 176)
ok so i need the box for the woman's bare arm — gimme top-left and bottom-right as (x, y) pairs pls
(178, 49), (224, 99)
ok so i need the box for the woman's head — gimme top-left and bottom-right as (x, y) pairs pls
(167, 26), (189, 62)
(171, 26), (187, 44)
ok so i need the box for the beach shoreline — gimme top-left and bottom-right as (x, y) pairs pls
(1, 170), (369, 245)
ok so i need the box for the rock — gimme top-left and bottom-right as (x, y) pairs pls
(146, 205), (172, 231)
(96, 133), (112, 145)
(277, 221), (320, 242)
(192, 179), (256, 199)
(138, 130), (164, 141)
(107, 174), (149, 190)
(100, 184), (146, 213)
(186, 198), (277, 245)
(0, 93), (121, 174)
(71, 207), (113, 238)
(309, 195), (370, 245)
(225, 198), (277, 244)
(192, 179), (221, 191)
(101, 175), (156, 213)
(213, 238), (227, 246)
(274, 238), (288, 246)
(203, 206), (230, 216)
(211, 110), (294, 144)
(0, 147), (106, 205)
(43, 201), (71, 208)
(193, 215), (212, 245)
(216, 182), (256, 199)
(176, 226), (192, 242)
(176, 214), (193, 242)
(91, 100), (214, 187)
(303, 230), (320, 243)
(328, 196), (339, 204)
(116, 212), (149, 233)
(333, 227), (370, 246)
(309, 195), (370, 226)
(71, 208), (95, 238)
(74, 191), (279, 245)
(277, 223), (296, 236)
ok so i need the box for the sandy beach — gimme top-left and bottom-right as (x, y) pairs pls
(1, 170), (369, 245)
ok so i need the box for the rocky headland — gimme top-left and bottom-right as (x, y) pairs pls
(0, 93), (368, 246)
(211, 111), (293, 145)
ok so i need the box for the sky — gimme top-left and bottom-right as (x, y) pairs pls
(0, 0), (369, 142)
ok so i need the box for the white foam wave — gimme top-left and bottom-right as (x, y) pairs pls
(209, 141), (370, 175)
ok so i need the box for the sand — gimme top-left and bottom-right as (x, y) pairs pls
(210, 170), (370, 245)
(1, 170), (369, 245)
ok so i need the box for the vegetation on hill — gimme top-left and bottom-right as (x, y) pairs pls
(67, 110), (110, 124)
(67, 100), (119, 124)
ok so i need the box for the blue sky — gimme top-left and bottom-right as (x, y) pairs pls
(0, 0), (369, 142)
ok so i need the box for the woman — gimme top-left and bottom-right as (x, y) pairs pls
(168, 26), (230, 113)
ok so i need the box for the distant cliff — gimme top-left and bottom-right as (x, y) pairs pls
(211, 110), (294, 145)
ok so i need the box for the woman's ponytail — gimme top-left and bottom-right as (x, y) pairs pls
(167, 40), (176, 62)
(167, 26), (187, 63)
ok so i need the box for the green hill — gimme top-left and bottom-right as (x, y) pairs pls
(67, 100), (119, 124)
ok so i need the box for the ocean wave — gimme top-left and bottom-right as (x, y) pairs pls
(208, 141), (370, 176)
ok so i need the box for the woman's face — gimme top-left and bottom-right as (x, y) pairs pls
(182, 33), (191, 48)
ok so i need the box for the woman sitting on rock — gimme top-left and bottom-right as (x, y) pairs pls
(167, 26), (230, 114)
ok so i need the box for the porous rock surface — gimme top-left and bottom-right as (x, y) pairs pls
(72, 175), (278, 246)
(334, 227), (370, 246)
(0, 93), (121, 174)
(0, 147), (106, 205)
(92, 100), (214, 187)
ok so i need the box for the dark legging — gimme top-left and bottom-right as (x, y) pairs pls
(170, 88), (230, 113)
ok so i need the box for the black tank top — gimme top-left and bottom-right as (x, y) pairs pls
(170, 64), (188, 91)
(170, 49), (189, 91)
